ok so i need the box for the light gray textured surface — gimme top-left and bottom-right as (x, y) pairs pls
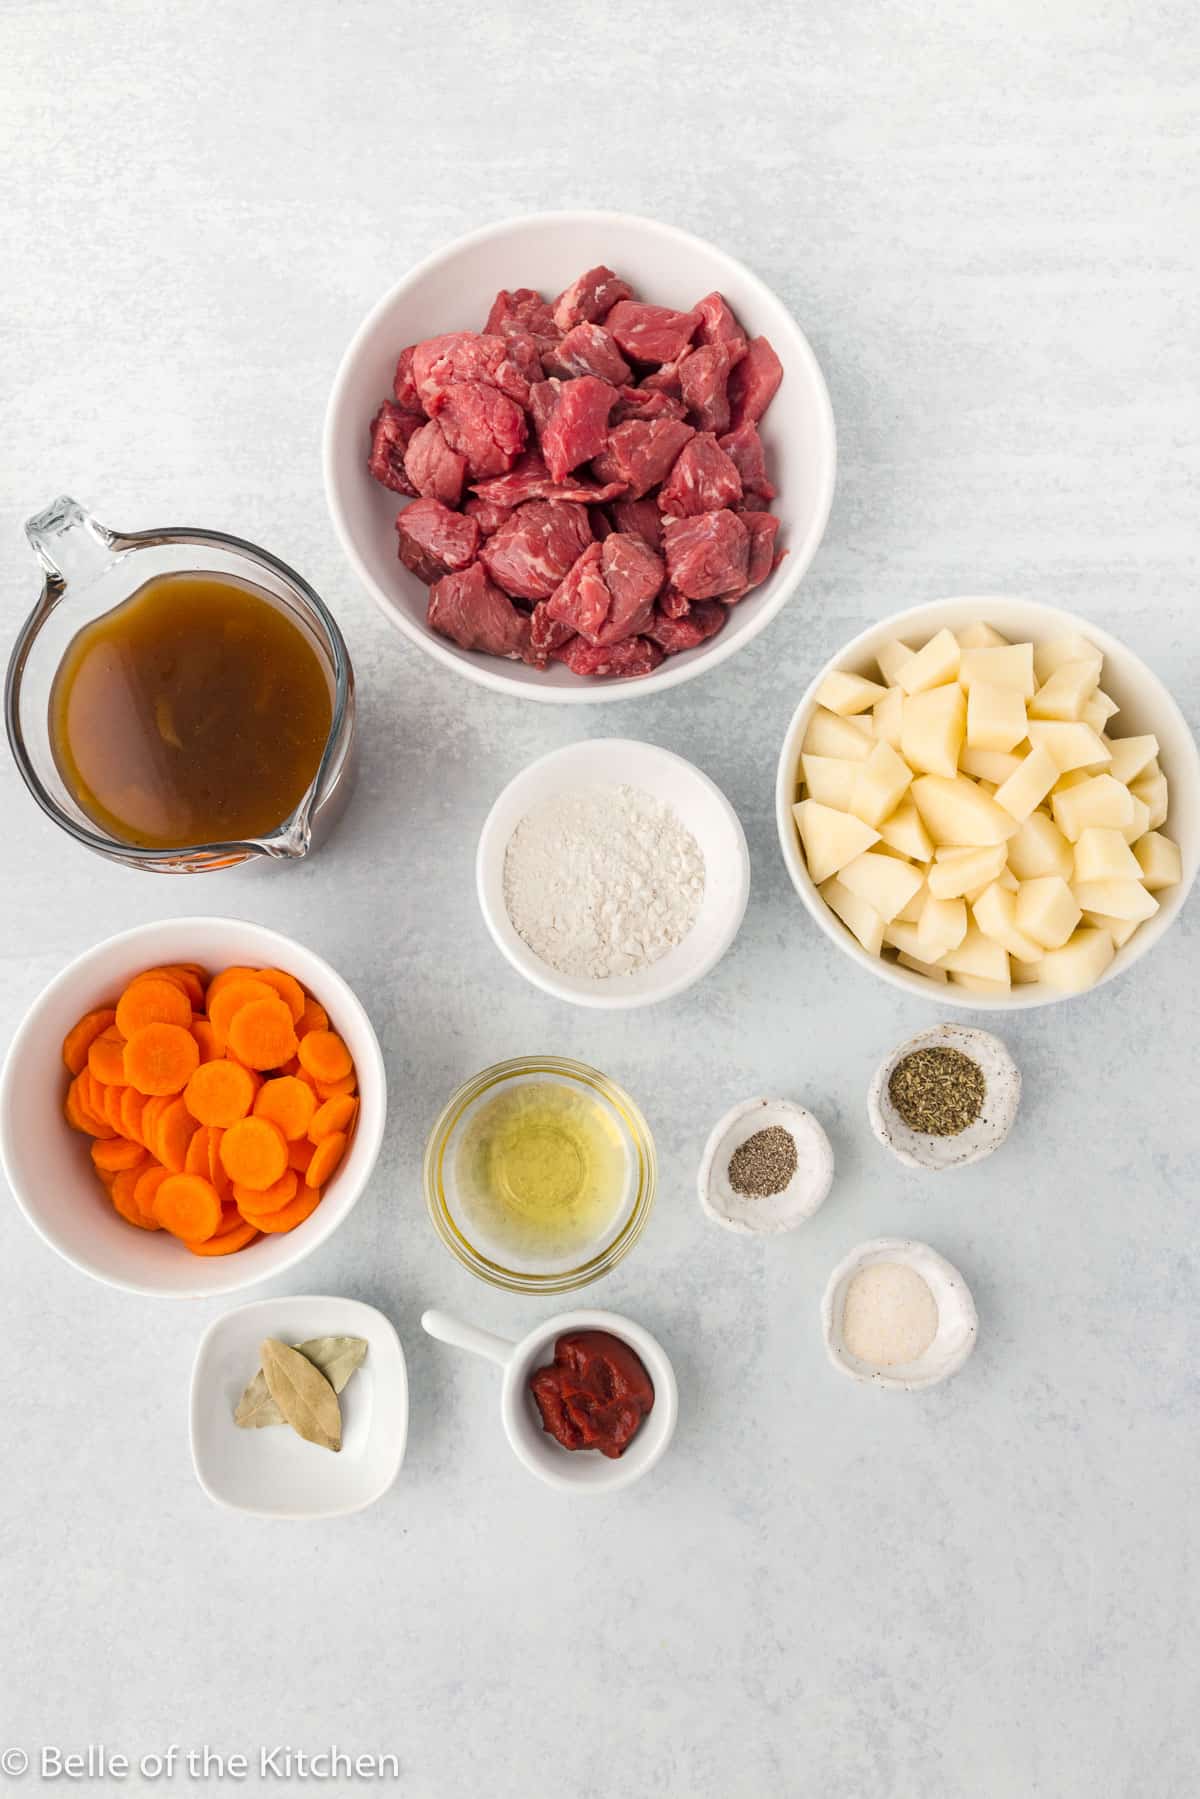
(2, 3), (1198, 1795)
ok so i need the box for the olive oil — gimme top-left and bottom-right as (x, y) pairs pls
(50, 571), (333, 849)
(454, 1080), (631, 1265)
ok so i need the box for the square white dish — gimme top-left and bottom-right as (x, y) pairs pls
(189, 1295), (407, 1519)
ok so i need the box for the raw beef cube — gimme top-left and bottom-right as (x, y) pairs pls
(663, 509), (750, 599)
(402, 418), (467, 506)
(659, 585), (692, 619)
(597, 417), (695, 499)
(480, 500), (593, 600)
(541, 322), (631, 385)
(727, 335), (783, 430)
(610, 387), (688, 425)
(395, 498), (481, 585)
(611, 497), (663, 551)
(552, 266), (634, 332)
(412, 331), (542, 409)
(678, 341), (743, 434)
(393, 347), (422, 412)
(470, 451), (627, 508)
(429, 381), (527, 479)
(594, 533), (665, 643)
(368, 401), (422, 495)
(645, 600), (727, 653)
(542, 376), (619, 483)
(718, 422), (775, 501)
(428, 562), (532, 661)
(639, 360), (685, 396)
(551, 635), (664, 679)
(732, 511), (782, 596)
(528, 600), (575, 666)
(605, 300), (700, 366)
(693, 291), (748, 355)
(484, 287), (560, 352)
(528, 378), (561, 446)
(463, 495), (515, 536)
(544, 542), (610, 639)
(657, 433), (743, 518)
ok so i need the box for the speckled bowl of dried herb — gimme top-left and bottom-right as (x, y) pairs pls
(867, 1025), (1020, 1172)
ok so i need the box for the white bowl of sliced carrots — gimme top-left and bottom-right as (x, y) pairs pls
(0, 918), (386, 1297)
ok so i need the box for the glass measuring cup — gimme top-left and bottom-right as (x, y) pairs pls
(6, 496), (355, 873)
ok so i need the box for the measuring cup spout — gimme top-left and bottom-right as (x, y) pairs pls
(421, 1310), (516, 1367)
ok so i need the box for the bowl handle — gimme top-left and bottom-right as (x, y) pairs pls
(421, 1309), (515, 1367)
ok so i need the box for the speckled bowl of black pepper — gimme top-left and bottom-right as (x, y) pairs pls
(867, 1024), (1021, 1172)
(698, 1097), (834, 1232)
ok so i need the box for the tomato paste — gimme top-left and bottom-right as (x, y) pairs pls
(529, 1330), (654, 1458)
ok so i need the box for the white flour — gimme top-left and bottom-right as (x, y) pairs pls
(503, 783), (706, 979)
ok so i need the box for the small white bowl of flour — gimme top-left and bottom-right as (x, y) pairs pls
(477, 739), (751, 1008)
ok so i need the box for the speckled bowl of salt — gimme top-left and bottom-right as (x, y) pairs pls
(476, 738), (750, 1009)
(821, 1238), (978, 1391)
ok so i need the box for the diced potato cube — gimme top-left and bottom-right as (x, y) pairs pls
(966, 679), (1028, 753)
(1010, 959), (1042, 985)
(897, 950), (949, 983)
(820, 877), (885, 956)
(972, 882), (1044, 962)
(1132, 831), (1182, 891)
(894, 876), (928, 924)
(928, 845), (1008, 897)
(1106, 733), (1159, 786)
(1130, 769), (1169, 830)
(994, 746), (1059, 821)
(917, 892), (968, 960)
(895, 628), (961, 696)
(872, 685), (904, 750)
(950, 971), (1016, 995)
(849, 740), (913, 828)
(882, 920), (939, 962)
(912, 775), (1018, 846)
(1050, 773), (1135, 841)
(875, 640), (914, 686)
(1073, 826), (1143, 883)
(1006, 811), (1074, 880)
(801, 754), (860, 810)
(816, 669), (889, 716)
(1080, 910), (1141, 949)
(957, 621), (1010, 649)
(838, 850), (925, 922)
(1120, 794), (1151, 845)
(794, 800), (880, 884)
(1070, 879), (1159, 922)
(959, 746), (1024, 784)
(1025, 721), (1111, 773)
(1027, 659), (1102, 722)
(802, 706), (874, 762)
(958, 643), (1036, 697)
(877, 800), (934, 863)
(1039, 926), (1115, 992)
(1014, 876), (1081, 949)
(940, 922), (1012, 985)
(1081, 689), (1119, 733)
(1053, 767), (1090, 793)
(1033, 632), (1102, 685)
(901, 685), (967, 778)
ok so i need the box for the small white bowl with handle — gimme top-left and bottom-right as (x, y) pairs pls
(421, 1306), (678, 1493)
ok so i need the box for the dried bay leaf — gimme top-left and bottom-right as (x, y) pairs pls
(234, 1335), (367, 1431)
(259, 1337), (342, 1452)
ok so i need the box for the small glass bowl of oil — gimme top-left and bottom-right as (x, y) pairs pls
(424, 1057), (656, 1294)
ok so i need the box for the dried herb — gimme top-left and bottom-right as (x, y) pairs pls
(259, 1338), (342, 1452)
(234, 1335), (367, 1430)
(888, 1047), (986, 1136)
(728, 1125), (798, 1198)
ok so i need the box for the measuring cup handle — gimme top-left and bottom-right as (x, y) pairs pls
(421, 1309), (515, 1367)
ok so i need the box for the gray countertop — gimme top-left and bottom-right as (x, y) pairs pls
(2, 3), (1198, 1795)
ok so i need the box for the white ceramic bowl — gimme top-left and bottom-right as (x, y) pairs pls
(190, 1294), (408, 1519)
(821, 1238), (978, 1392)
(477, 738), (750, 1008)
(776, 595), (1200, 1009)
(421, 1306), (677, 1494)
(697, 1096), (834, 1234)
(0, 918), (386, 1297)
(324, 210), (836, 703)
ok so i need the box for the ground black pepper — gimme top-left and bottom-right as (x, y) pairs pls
(728, 1125), (798, 1197)
(887, 1046), (986, 1136)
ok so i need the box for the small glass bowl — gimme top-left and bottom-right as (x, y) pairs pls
(423, 1056), (656, 1295)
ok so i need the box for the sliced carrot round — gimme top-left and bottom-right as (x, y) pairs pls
(305, 1130), (347, 1190)
(207, 1129), (233, 1204)
(64, 1075), (100, 1135)
(88, 1026), (128, 1086)
(253, 1075), (316, 1141)
(184, 1123), (216, 1177)
(152, 1173), (222, 1242)
(185, 1220), (260, 1256)
(91, 1136), (145, 1173)
(119, 1086), (147, 1146)
(233, 1168), (298, 1213)
(123, 1022), (199, 1096)
(112, 1164), (160, 1230)
(208, 977), (277, 1049)
(134, 1163), (172, 1218)
(219, 1116), (288, 1191)
(297, 1029), (353, 1085)
(62, 1007), (117, 1075)
(190, 1018), (221, 1064)
(255, 967), (305, 1023)
(308, 1094), (356, 1141)
(115, 975), (192, 1039)
(297, 998), (329, 1036)
(245, 1184), (323, 1234)
(154, 1096), (200, 1173)
(287, 1135), (315, 1174)
(101, 1080), (127, 1135)
(184, 1059), (257, 1127)
(226, 997), (298, 1072)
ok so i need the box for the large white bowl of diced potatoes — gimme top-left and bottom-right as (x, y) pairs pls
(776, 597), (1198, 1006)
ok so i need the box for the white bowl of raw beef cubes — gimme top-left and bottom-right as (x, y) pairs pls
(323, 210), (836, 702)
(775, 597), (1200, 1008)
